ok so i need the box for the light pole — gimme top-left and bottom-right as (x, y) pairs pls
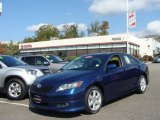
(0, 0), (2, 16)
(126, 0), (129, 54)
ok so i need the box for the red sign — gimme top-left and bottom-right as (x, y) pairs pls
(20, 44), (32, 49)
(129, 19), (136, 28)
(128, 11), (136, 28)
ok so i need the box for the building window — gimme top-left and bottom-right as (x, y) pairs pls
(77, 46), (87, 50)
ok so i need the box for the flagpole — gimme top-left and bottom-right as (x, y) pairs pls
(0, 0), (2, 16)
(126, 0), (129, 54)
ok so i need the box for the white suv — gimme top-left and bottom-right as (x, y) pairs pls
(0, 55), (50, 100)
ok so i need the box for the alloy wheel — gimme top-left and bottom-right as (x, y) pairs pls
(140, 77), (147, 92)
(8, 82), (22, 98)
(88, 90), (102, 111)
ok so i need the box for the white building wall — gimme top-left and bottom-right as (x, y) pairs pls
(128, 36), (160, 57)
(19, 33), (160, 57)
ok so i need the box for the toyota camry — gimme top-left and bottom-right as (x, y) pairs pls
(29, 53), (149, 114)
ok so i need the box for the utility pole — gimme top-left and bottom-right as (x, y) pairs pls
(126, 0), (129, 54)
(0, 0), (2, 54)
(0, 0), (2, 16)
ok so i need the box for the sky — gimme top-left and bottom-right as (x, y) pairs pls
(0, 0), (160, 42)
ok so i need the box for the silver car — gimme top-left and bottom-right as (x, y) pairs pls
(0, 55), (50, 100)
(16, 55), (67, 73)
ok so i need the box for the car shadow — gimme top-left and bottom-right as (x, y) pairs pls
(29, 92), (137, 118)
(102, 92), (135, 107)
(29, 107), (83, 118)
(0, 92), (6, 98)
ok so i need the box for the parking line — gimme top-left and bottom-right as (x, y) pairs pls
(0, 100), (29, 107)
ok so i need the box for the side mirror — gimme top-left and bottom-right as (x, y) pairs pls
(43, 61), (50, 66)
(106, 64), (117, 70)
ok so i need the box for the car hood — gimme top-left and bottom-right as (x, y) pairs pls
(37, 70), (96, 86)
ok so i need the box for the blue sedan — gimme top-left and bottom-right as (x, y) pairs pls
(29, 53), (149, 114)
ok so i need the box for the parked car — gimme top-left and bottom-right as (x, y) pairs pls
(0, 55), (51, 100)
(17, 55), (67, 73)
(153, 55), (160, 63)
(29, 53), (149, 114)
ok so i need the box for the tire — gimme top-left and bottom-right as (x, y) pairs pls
(85, 86), (103, 114)
(6, 78), (27, 100)
(138, 75), (147, 94)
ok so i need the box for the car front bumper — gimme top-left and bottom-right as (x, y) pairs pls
(29, 90), (85, 112)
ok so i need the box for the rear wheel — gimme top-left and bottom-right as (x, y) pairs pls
(6, 78), (27, 100)
(138, 75), (147, 94)
(85, 86), (103, 114)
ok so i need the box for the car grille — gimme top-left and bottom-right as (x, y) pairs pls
(31, 85), (53, 94)
(40, 69), (50, 75)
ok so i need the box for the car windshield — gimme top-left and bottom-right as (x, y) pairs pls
(156, 55), (160, 58)
(62, 55), (106, 70)
(45, 55), (63, 63)
(0, 56), (26, 67)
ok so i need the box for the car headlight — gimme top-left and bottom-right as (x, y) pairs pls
(56, 81), (83, 92)
(27, 70), (43, 77)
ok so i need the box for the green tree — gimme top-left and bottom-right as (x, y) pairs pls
(79, 31), (85, 37)
(99, 21), (109, 35)
(87, 21), (100, 36)
(63, 24), (79, 39)
(23, 37), (35, 43)
(35, 25), (60, 41)
(88, 21), (109, 36)
(5, 41), (20, 55)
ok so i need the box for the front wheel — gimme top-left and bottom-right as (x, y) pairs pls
(6, 78), (27, 100)
(85, 86), (103, 114)
(138, 75), (147, 94)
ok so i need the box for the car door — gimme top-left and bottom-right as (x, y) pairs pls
(102, 55), (127, 99)
(0, 64), (2, 87)
(0, 63), (4, 88)
(120, 54), (140, 91)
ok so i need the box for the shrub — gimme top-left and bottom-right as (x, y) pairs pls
(142, 55), (153, 61)
(65, 56), (77, 61)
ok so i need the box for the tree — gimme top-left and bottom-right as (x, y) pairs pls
(4, 41), (20, 55)
(23, 37), (35, 43)
(87, 21), (100, 36)
(99, 21), (109, 35)
(35, 25), (60, 41)
(87, 21), (109, 36)
(63, 24), (79, 39)
(79, 31), (85, 37)
(0, 43), (7, 54)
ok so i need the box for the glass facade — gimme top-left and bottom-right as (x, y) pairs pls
(20, 42), (139, 58)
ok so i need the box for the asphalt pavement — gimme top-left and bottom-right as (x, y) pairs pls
(0, 63), (160, 120)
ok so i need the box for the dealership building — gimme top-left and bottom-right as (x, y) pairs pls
(19, 33), (160, 57)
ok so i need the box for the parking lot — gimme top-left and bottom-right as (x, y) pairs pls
(0, 63), (159, 120)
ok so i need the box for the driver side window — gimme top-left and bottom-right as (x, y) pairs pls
(107, 55), (122, 68)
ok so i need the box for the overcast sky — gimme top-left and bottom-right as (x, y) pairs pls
(0, 0), (160, 42)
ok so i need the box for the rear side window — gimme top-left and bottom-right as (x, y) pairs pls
(123, 55), (133, 65)
(22, 56), (49, 66)
(22, 57), (35, 65)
